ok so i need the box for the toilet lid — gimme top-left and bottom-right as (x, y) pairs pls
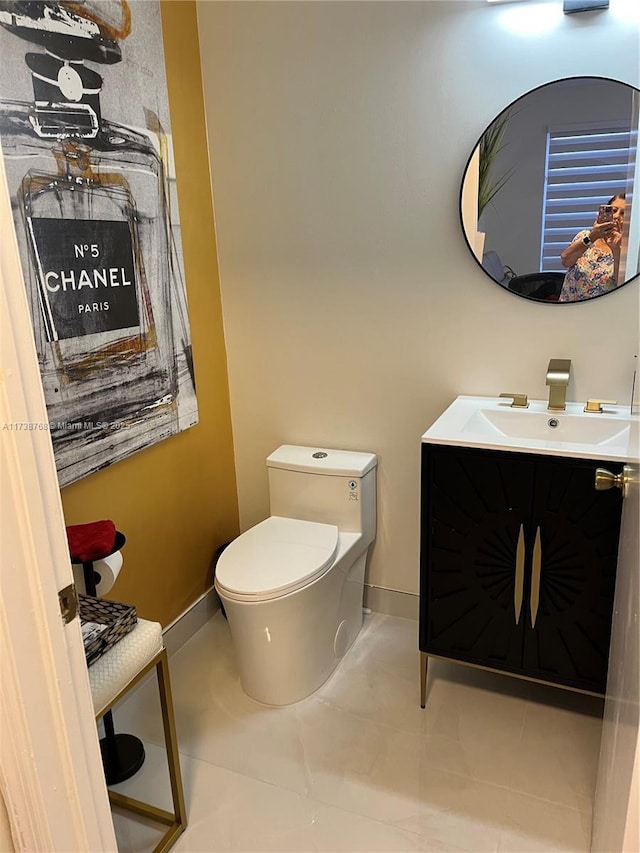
(215, 516), (339, 601)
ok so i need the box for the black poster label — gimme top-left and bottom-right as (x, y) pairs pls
(30, 218), (140, 342)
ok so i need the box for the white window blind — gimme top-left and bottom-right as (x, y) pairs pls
(539, 125), (636, 272)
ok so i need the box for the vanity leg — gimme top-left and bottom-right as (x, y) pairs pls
(420, 652), (428, 708)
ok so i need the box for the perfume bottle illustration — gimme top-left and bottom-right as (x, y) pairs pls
(0, 1), (184, 485)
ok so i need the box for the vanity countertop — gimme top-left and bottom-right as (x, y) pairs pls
(422, 395), (640, 463)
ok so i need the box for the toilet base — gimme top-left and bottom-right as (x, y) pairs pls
(220, 547), (368, 706)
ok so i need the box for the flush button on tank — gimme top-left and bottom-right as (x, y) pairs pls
(312, 451), (328, 458)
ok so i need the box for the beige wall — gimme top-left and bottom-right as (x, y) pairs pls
(197, 0), (640, 602)
(61, 1), (239, 627)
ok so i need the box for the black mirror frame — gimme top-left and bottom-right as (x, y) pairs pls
(459, 75), (640, 305)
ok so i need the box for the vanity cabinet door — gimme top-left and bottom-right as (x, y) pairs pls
(521, 457), (623, 694)
(421, 445), (623, 696)
(420, 444), (534, 674)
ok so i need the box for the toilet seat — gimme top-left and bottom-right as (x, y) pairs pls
(215, 516), (339, 602)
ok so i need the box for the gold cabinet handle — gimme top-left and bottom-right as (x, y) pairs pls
(499, 393), (529, 408)
(530, 526), (541, 629)
(584, 399), (617, 413)
(514, 524), (525, 625)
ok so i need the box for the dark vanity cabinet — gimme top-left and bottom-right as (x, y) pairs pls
(419, 443), (624, 695)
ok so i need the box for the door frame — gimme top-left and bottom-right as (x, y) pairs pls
(0, 153), (116, 850)
(592, 463), (640, 852)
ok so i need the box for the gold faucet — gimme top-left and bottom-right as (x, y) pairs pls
(546, 359), (571, 411)
(499, 393), (529, 408)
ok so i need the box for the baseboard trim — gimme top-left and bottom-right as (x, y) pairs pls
(162, 587), (221, 658)
(363, 584), (418, 620)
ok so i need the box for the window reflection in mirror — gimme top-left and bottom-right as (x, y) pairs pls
(460, 77), (639, 304)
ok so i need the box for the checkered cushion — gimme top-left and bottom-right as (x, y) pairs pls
(88, 618), (163, 715)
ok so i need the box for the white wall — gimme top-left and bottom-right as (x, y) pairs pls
(197, 0), (640, 603)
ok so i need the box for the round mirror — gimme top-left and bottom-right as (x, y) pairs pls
(460, 77), (639, 304)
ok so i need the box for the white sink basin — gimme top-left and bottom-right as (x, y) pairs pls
(464, 407), (629, 444)
(422, 396), (639, 462)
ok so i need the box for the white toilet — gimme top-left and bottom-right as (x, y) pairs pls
(214, 444), (377, 706)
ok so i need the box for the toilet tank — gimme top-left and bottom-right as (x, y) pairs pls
(266, 445), (377, 545)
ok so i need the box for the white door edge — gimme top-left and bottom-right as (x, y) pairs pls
(0, 151), (117, 851)
(592, 463), (640, 852)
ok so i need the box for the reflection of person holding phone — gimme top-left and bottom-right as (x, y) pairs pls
(558, 194), (626, 302)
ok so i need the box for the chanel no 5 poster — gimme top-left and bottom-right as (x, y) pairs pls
(0, 0), (198, 486)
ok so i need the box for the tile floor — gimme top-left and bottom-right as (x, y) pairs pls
(110, 611), (603, 852)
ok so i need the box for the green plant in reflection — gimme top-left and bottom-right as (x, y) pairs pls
(478, 109), (515, 219)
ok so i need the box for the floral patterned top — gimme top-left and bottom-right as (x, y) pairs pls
(559, 231), (616, 302)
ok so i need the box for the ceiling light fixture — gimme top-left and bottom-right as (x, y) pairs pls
(563, 0), (609, 12)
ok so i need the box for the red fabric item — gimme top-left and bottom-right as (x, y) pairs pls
(66, 520), (117, 563)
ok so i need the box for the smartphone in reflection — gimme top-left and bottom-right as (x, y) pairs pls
(597, 204), (614, 223)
